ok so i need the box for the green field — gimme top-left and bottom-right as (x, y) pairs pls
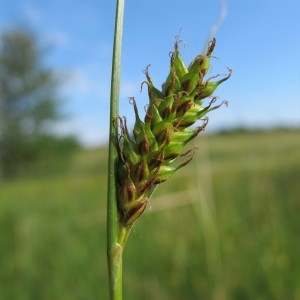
(1, 129), (300, 299)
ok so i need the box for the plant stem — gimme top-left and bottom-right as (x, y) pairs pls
(107, 0), (125, 299)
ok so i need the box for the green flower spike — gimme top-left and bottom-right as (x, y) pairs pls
(117, 38), (231, 228)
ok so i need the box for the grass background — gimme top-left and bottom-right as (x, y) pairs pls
(0, 129), (300, 299)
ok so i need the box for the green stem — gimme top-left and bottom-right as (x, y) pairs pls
(107, 0), (125, 299)
(118, 225), (133, 248)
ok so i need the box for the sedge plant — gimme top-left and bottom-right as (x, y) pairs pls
(107, 1), (231, 298)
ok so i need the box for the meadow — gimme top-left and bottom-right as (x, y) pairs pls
(0, 129), (299, 299)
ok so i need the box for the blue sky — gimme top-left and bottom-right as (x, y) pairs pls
(0, 0), (299, 147)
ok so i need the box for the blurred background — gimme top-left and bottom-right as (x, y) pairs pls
(0, 0), (299, 299)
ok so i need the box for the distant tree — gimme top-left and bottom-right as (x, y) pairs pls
(0, 28), (73, 178)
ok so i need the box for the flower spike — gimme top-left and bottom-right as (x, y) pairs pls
(116, 38), (231, 227)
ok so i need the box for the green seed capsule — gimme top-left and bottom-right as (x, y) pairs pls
(143, 79), (165, 108)
(188, 54), (202, 70)
(175, 93), (194, 116)
(196, 68), (232, 99)
(196, 81), (219, 99)
(176, 100), (194, 119)
(200, 56), (211, 77)
(163, 142), (185, 162)
(135, 128), (149, 155)
(130, 98), (145, 140)
(149, 85), (165, 107)
(145, 123), (158, 151)
(173, 50), (188, 80)
(120, 176), (136, 206)
(120, 118), (141, 165)
(157, 94), (175, 119)
(180, 70), (202, 94)
(138, 176), (158, 196)
(187, 38), (215, 77)
(171, 128), (197, 143)
(145, 103), (163, 127)
(189, 53), (212, 76)
(154, 165), (178, 184)
(154, 152), (194, 184)
(152, 118), (174, 147)
(183, 102), (204, 118)
(136, 123), (159, 156)
(133, 157), (149, 183)
(147, 150), (164, 169)
(122, 139), (140, 166)
(174, 117), (197, 128)
(162, 70), (182, 96)
(171, 123), (207, 144)
(122, 199), (148, 227)
(173, 102), (204, 128)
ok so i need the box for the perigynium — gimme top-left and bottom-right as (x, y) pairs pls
(117, 37), (231, 229)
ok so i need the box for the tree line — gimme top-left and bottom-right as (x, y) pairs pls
(0, 28), (80, 178)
